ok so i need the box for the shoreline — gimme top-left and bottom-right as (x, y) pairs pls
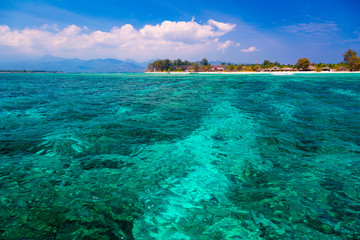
(1, 71), (359, 75)
(145, 71), (360, 75)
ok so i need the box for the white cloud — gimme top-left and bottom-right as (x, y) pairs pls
(217, 40), (233, 51)
(139, 19), (235, 42)
(208, 20), (236, 34)
(241, 46), (259, 52)
(282, 22), (339, 34)
(0, 20), (236, 60)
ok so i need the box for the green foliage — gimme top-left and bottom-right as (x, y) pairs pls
(146, 51), (358, 73)
(173, 59), (191, 67)
(200, 58), (209, 66)
(343, 49), (360, 71)
(251, 65), (260, 72)
(192, 62), (200, 72)
(314, 63), (326, 68)
(163, 59), (172, 71)
(183, 60), (191, 66)
(296, 58), (310, 70)
(177, 67), (183, 72)
(173, 59), (182, 66)
(147, 59), (204, 72)
(262, 60), (274, 68)
(348, 55), (360, 71)
(335, 65), (349, 71)
(225, 64), (235, 71)
(148, 60), (166, 71)
(200, 64), (211, 71)
(343, 49), (357, 64)
(262, 60), (271, 65)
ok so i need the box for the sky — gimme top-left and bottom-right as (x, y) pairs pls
(0, 0), (360, 64)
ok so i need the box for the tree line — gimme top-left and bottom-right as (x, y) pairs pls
(294, 49), (360, 71)
(147, 58), (210, 72)
(147, 49), (360, 72)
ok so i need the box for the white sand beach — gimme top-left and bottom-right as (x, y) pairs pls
(146, 71), (359, 75)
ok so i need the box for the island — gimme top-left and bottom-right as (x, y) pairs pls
(146, 49), (360, 73)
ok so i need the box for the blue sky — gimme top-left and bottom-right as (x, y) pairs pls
(1, 0), (360, 64)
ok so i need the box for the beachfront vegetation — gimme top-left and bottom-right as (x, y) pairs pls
(343, 49), (360, 71)
(343, 49), (357, 63)
(296, 58), (310, 71)
(146, 49), (359, 72)
(192, 62), (200, 72)
(147, 59), (192, 72)
(200, 58), (209, 66)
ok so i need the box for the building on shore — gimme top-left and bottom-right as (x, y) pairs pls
(336, 66), (349, 72)
(261, 66), (280, 72)
(308, 65), (316, 71)
(281, 67), (293, 71)
(211, 65), (225, 71)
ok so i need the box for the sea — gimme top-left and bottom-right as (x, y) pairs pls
(0, 73), (360, 239)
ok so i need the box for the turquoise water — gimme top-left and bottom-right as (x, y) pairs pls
(1, 73), (360, 239)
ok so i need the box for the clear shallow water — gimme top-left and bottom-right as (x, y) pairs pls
(0, 73), (360, 239)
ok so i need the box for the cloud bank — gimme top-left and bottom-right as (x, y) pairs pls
(241, 46), (259, 52)
(0, 19), (236, 60)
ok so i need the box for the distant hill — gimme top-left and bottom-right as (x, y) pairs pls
(0, 57), (245, 73)
(0, 56), (147, 73)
